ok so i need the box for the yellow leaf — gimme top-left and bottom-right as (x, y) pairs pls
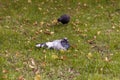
(38, 7), (42, 11)
(28, 0), (32, 3)
(104, 57), (109, 62)
(87, 53), (92, 59)
(50, 31), (54, 35)
(51, 54), (58, 59)
(34, 74), (41, 80)
(60, 50), (65, 53)
(97, 31), (101, 35)
(40, 21), (44, 26)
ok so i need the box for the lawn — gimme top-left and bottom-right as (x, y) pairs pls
(0, 0), (120, 80)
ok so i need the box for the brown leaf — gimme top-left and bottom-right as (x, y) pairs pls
(60, 56), (67, 60)
(81, 34), (87, 37)
(15, 68), (21, 72)
(33, 21), (38, 26)
(71, 44), (77, 49)
(15, 51), (20, 56)
(2, 69), (8, 74)
(87, 39), (95, 44)
(0, 17), (3, 20)
(2, 75), (7, 79)
(73, 54), (78, 57)
(18, 75), (24, 80)
(44, 31), (51, 35)
(46, 23), (51, 26)
(41, 62), (46, 67)
(51, 19), (57, 24)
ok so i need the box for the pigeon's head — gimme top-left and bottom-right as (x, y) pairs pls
(61, 38), (70, 49)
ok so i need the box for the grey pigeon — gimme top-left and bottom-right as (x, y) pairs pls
(57, 14), (70, 24)
(36, 38), (70, 50)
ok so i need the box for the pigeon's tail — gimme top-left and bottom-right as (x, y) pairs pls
(36, 43), (47, 48)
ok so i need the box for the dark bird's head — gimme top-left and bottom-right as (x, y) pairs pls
(57, 14), (70, 24)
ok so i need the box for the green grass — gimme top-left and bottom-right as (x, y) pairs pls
(0, 0), (120, 80)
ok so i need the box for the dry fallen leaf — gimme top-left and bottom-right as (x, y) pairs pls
(60, 56), (67, 60)
(116, 30), (119, 32)
(97, 31), (101, 35)
(51, 54), (59, 59)
(50, 31), (54, 35)
(100, 68), (103, 71)
(33, 21), (38, 26)
(38, 7), (42, 11)
(40, 21), (44, 26)
(34, 74), (41, 80)
(29, 64), (35, 69)
(87, 53), (93, 59)
(2, 75), (7, 79)
(30, 58), (36, 66)
(81, 34), (87, 37)
(18, 75), (24, 80)
(112, 26), (115, 29)
(44, 31), (54, 35)
(60, 50), (65, 53)
(104, 57), (109, 62)
(73, 54), (78, 57)
(15, 68), (21, 72)
(15, 51), (20, 56)
(44, 31), (51, 35)
(28, 0), (32, 3)
(71, 44), (77, 49)
(2, 69), (8, 74)
(87, 39), (95, 44)
(94, 36), (97, 39)
(41, 62), (46, 67)
(46, 23), (51, 26)
(52, 19), (57, 24)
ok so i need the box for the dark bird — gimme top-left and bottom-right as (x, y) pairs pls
(57, 14), (70, 24)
